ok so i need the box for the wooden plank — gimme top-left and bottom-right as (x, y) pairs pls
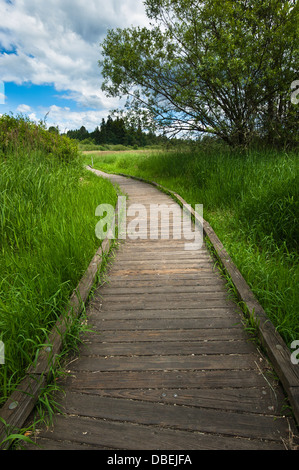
(113, 253), (212, 260)
(111, 260), (214, 268)
(62, 369), (274, 391)
(100, 277), (224, 287)
(95, 299), (237, 311)
(114, 245), (209, 253)
(115, 251), (210, 258)
(122, 228), (194, 234)
(95, 298), (234, 310)
(59, 392), (290, 442)
(115, 255), (211, 262)
(88, 317), (242, 330)
(99, 284), (226, 294)
(116, 252), (210, 259)
(70, 354), (257, 373)
(83, 387), (285, 415)
(89, 307), (241, 320)
(96, 291), (230, 302)
(108, 272), (223, 281)
(34, 414), (284, 450)
(79, 339), (257, 356)
(116, 239), (207, 244)
(85, 328), (248, 343)
(108, 268), (216, 276)
(118, 238), (197, 245)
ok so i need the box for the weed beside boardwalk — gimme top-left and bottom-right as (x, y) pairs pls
(84, 146), (299, 348)
(0, 116), (117, 405)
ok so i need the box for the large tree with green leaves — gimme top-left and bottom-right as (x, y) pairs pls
(100, 0), (298, 147)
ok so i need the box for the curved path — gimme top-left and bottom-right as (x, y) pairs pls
(29, 171), (296, 450)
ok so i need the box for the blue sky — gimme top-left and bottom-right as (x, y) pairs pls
(0, 0), (149, 131)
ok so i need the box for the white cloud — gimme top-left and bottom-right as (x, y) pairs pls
(16, 104), (32, 112)
(0, 0), (149, 127)
(42, 104), (111, 133)
(28, 112), (38, 122)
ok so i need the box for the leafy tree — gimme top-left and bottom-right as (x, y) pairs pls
(100, 0), (299, 147)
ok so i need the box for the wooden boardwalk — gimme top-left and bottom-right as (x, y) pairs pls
(28, 171), (297, 450)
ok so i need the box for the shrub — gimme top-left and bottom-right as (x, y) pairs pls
(0, 114), (79, 163)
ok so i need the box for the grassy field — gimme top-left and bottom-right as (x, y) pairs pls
(0, 117), (117, 405)
(82, 146), (299, 348)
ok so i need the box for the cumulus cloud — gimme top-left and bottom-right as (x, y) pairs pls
(0, 0), (149, 127)
(16, 103), (31, 112)
(42, 104), (111, 133)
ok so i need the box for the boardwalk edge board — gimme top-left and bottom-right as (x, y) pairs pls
(115, 172), (299, 427)
(0, 196), (119, 450)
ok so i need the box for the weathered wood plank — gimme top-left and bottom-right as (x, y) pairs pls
(88, 317), (242, 330)
(59, 392), (289, 442)
(99, 284), (226, 294)
(111, 259), (214, 267)
(79, 339), (257, 356)
(63, 369), (268, 390)
(85, 328), (248, 343)
(115, 251), (210, 259)
(69, 353), (257, 372)
(100, 279), (225, 290)
(108, 267), (216, 276)
(94, 299), (237, 311)
(89, 307), (240, 320)
(82, 387), (285, 415)
(108, 271), (222, 279)
(95, 292), (230, 303)
(35, 414), (284, 450)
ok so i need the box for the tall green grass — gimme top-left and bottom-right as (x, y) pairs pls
(0, 117), (117, 405)
(84, 146), (299, 347)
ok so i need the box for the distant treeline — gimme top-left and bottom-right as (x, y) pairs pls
(65, 116), (168, 147)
